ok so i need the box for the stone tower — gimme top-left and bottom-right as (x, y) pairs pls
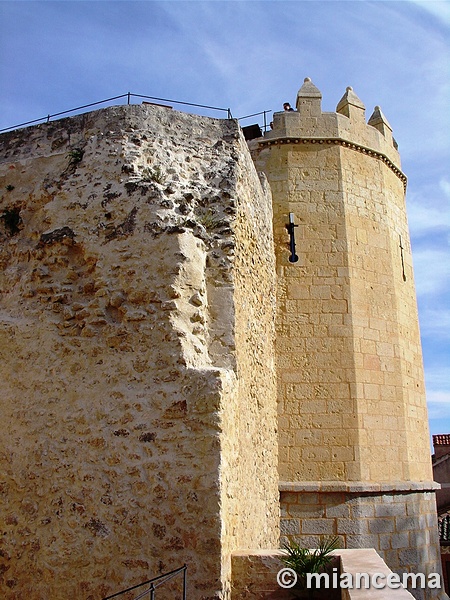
(250, 78), (442, 599)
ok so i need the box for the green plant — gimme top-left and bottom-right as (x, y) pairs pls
(68, 148), (84, 166)
(198, 209), (220, 230)
(281, 536), (340, 596)
(5, 184), (15, 192)
(0, 206), (22, 236)
(141, 166), (165, 184)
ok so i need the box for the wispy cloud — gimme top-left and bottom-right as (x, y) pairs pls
(419, 308), (450, 341)
(425, 366), (450, 425)
(441, 177), (450, 198)
(413, 248), (450, 297)
(407, 177), (450, 237)
(408, 175), (449, 303)
(409, 0), (450, 27)
(427, 390), (450, 421)
(424, 364), (450, 423)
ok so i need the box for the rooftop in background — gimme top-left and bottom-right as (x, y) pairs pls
(433, 434), (450, 459)
(434, 435), (450, 447)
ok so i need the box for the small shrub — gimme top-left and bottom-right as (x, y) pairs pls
(68, 148), (84, 165)
(198, 209), (220, 230)
(141, 166), (165, 184)
(281, 536), (340, 595)
(0, 206), (22, 236)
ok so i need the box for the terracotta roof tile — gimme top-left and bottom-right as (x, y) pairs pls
(433, 434), (450, 446)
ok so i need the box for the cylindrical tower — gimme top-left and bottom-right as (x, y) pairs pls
(250, 78), (444, 599)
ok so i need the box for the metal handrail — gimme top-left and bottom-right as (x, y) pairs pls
(237, 109), (272, 131)
(103, 564), (187, 600)
(0, 92), (233, 133)
(0, 92), (274, 138)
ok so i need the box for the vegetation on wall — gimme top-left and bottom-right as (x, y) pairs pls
(1, 206), (22, 236)
(141, 166), (165, 184)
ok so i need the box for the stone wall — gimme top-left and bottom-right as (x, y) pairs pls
(0, 105), (279, 599)
(250, 79), (431, 484)
(280, 484), (442, 600)
(340, 143), (430, 483)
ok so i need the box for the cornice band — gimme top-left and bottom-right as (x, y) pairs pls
(258, 137), (407, 190)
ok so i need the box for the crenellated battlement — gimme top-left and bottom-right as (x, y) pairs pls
(259, 77), (403, 183)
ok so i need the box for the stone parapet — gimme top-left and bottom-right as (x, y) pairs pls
(260, 77), (400, 167)
(231, 548), (422, 599)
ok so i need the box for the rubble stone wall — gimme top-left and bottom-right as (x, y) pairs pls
(0, 105), (278, 599)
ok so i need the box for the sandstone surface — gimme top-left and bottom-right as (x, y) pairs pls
(0, 105), (279, 599)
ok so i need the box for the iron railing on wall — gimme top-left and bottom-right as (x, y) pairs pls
(0, 93), (273, 139)
(0, 93), (233, 133)
(103, 564), (187, 600)
(237, 109), (272, 132)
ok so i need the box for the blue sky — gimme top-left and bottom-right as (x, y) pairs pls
(0, 0), (449, 447)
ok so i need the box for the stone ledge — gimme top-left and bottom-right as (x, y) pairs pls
(339, 548), (415, 599)
(231, 549), (418, 599)
(279, 481), (441, 494)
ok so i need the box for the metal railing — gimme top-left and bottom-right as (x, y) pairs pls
(237, 109), (272, 132)
(0, 93), (273, 139)
(103, 564), (187, 600)
(0, 93), (233, 133)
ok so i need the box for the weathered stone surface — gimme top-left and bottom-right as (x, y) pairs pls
(0, 105), (279, 599)
(250, 79), (430, 486)
(0, 80), (444, 600)
(249, 79), (441, 599)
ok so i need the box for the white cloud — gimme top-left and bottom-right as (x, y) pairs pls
(412, 248), (450, 296)
(419, 308), (450, 340)
(427, 389), (450, 421)
(428, 390), (450, 404)
(408, 200), (450, 236)
(408, 177), (450, 297)
(424, 369), (450, 426)
(409, 0), (450, 26)
(407, 177), (450, 233)
(427, 384), (450, 422)
(441, 177), (450, 198)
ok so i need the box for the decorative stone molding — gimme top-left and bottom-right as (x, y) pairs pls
(257, 136), (407, 189)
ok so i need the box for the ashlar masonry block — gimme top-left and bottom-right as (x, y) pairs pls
(250, 78), (443, 599)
